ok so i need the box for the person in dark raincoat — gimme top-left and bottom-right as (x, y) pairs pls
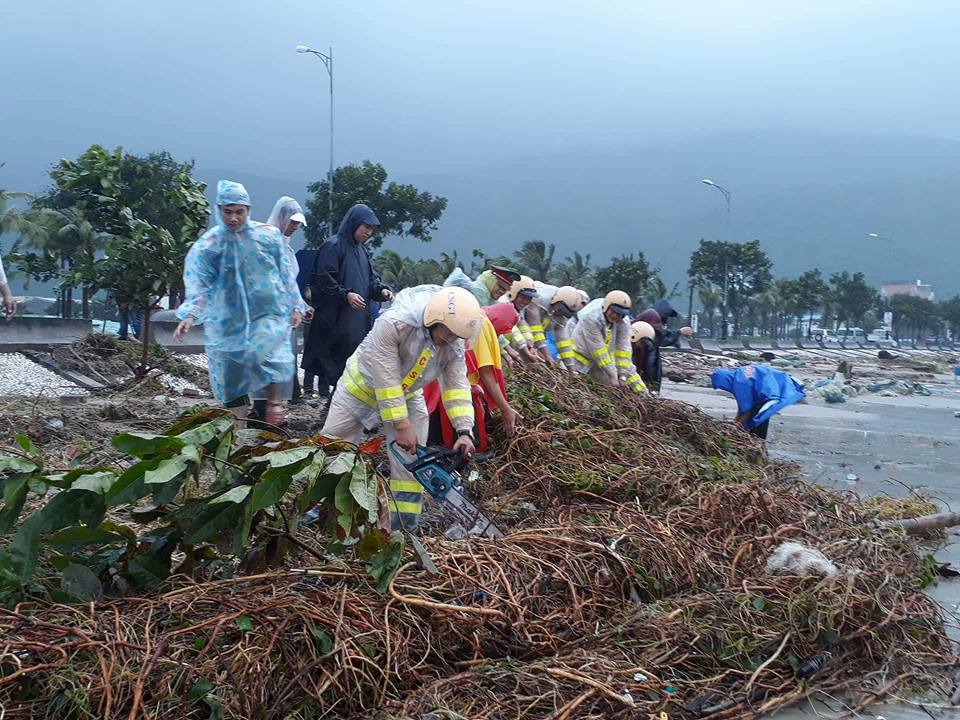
(301, 204), (393, 396)
(635, 299), (693, 392)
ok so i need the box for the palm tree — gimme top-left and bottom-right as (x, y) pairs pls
(554, 252), (593, 292)
(14, 206), (112, 318)
(698, 287), (721, 337)
(437, 251), (461, 279)
(513, 240), (555, 282)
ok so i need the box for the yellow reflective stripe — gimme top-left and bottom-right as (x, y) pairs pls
(389, 479), (423, 493)
(558, 350), (575, 359)
(556, 339), (573, 348)
(445, 405), (473, 420)
(626, 373), (646, 393)
(595, 354), (613, 368)
(441, 388), (471, 403)
(528, 323), (544, 332)
(401, 348), (434, 392)
(389, 500), (422, 515)
(573, 351), (590, 365)
(521, 329), (534, 341)
(532, 332), (546, 342)
(375, 385), (403, 401)
(590, 347), (608, 359)
(616, 358), (631, 368)
(614, 350), (630, 358)
(380, 405), (409, 422)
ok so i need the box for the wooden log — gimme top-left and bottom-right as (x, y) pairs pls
(879, 511), (960, 534)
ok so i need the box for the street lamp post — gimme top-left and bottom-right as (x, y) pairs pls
(296, 44), (335, 238)
(701, 178), (732, 339)
(868, 232), (893, 274)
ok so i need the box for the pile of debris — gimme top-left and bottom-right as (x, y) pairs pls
(25, 333), (209, 396)
(661, 351), (746, 385)
(0, 364), (953, 719)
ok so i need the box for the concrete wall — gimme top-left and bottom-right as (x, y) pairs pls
(0, 316), (92, 348)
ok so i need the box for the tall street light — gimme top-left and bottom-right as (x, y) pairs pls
(701, 178), (731, 339)
(296, 44), (335, 238)
(868, 232), (893, 265)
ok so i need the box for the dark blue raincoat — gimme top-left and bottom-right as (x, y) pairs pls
(301, 205), (391, 385)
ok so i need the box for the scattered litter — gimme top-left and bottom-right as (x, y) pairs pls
(846, 474), (859, 482)
(765, 541), (838, 577)
(633, 672), (648, 682)
(45, 418), (64, 430)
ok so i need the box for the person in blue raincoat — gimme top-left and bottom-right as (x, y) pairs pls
(300, 204), (393, 397)
(174, 180), (306, 425)
(711, 364), (805, 440)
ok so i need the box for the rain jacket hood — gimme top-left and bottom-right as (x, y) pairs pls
(266, 196), (306, 237)
(338, 204), (380, 244)
(214, 180), (253, 231)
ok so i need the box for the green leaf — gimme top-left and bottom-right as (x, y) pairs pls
(355, 530), (386, 561)
(14, 434), (37, 455)
(235, 615), (253, 633)
(3, 472), (29, 507)
(326, 452), (357, 476)
(10, 513), (43, 581)
(144, 455), (190, 484)
(27, 478), (48, 495)
(349, 462), (378, 522)
(61, 563), (103, 601)
(209, 485), (251, 504)
(183, 502), (243, 545)
(298, 470), (340, 512)
(232, 496), (254, 556)
(105, 457), (162, 506)
(40, 490), (106, 533)
(334, 475), (356, 536)
(125, 554), (170, 589)
(70, 470), (118, 495)
(250, 467), (294, 513)
(256, 446), (314, 468)
(310, 628), (334, 654)
(152, 475), (184, 506)
(204, 696), (224, 720)
(368, 532), (405, 594)
(189, 681), (213, 701)
(0, 454), (37, 473)
(752, 597), (766, 611)
(112, 432), (186, 458)
(177, 415), (234, 447)
(0, 475), (29, 535)
(48, 525), (126, 549)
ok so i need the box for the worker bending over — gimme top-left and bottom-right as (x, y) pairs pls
(501, 275), (542, 364)
(320, 285), (482, 531)
(572, 290), (646, 393)
(517, 283), (585, 368)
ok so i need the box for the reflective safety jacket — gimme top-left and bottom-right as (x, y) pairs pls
(340, 285), (474, 430)
(520, 282), (575, 367)
(571, 298), (645, 393)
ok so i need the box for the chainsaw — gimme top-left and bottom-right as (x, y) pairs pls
(389, 442), (504, 539)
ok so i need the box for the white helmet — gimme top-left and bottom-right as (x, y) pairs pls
(423, 286), (483, 340)
(602, 290), (632, 317)
(631, 320), (655, 343)
(551, 286), (585, 318)
(508, 275), (538, 303)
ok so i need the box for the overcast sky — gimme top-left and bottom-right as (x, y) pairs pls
(3, 0), (960, 191)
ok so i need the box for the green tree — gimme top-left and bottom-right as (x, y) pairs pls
(304, 161), (447, 248)
(552, 251), (593, 293)
(829, 271), (878, 331)
(593, 253), (655, 303)
(513, 240), (555, 282)
(890, 295), (939, 341)
(688, 239), (772, 337)
(939, 296), (960, 338)
(373, 251), (445, 291)
(698, 286), (721, 336)
(794, 269), (829, 337)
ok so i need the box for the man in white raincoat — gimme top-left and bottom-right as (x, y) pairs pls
(571, 290), (646, 393)
(174, 180), (305, 424)
(515, 283), (586, 368)
(320, 285), (482, 531)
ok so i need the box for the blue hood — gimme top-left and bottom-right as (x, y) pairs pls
(652, 299), (678, 321)
(337, 204), (380, 243)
